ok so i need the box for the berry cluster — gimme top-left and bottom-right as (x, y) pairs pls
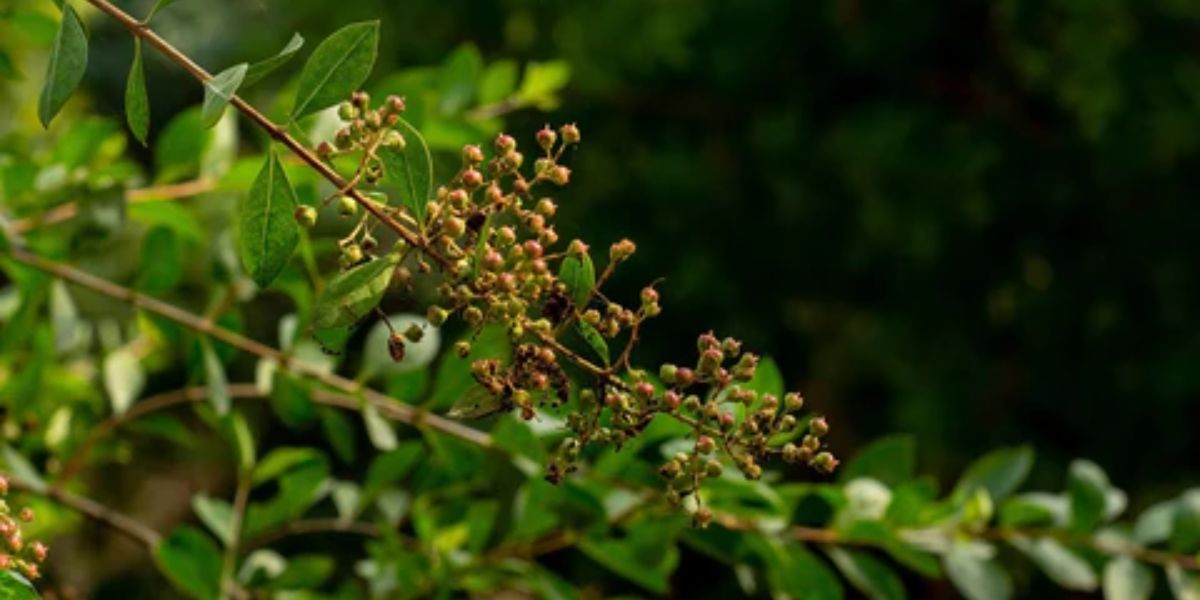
(0, 477), (48, 580)
(308, 93), (836, 519)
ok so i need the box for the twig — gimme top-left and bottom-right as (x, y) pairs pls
(10, 177), (215, 234)
(8, 479), (161, 549)
(6, 247), (493, 450)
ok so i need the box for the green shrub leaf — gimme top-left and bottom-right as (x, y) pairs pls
(952, 445), (1033, 505)
(558, 252), (595, 307)
(825, 547), (907, 600)
(311, 252), (399, 329)
(0, 570), (40, 600)
(38, 3), (89, 128)
(291, 21), (379, 119)
(1010, 537), (1098, 592)
(1102, 557), (1153, 600)
(378, 117), (433, 224)
(243, 33), (304, 87)
(155, 526), (223, 600)
(839, 434), (916, 486)
(191, 495), (234, 546)
(576, 321), (610, 365)
(125, 38), (149, 145)
(238, 148), (299, 288)
(1067, 459), (1111, 532)
(201, 63), (247, 128)
(944, 544), (1012, 600)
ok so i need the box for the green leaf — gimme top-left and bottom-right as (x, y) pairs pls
(1170, 490), (1200, 553)
(311, 253), (399, 329)
(944, 544), (1012, 600)
(103, 346), (144, 415)
(999, 493), (1067, 528)
(137, 227), (183, 292)
(1010, 537), (1098, 592)
(363, 442), (422, 500)
(269, 554), (334, 590)
(438, 44), (482, 114)
(1134, 499), (1177, 545)
(200, 339), (230, 415)
(1103, 557), (1153, 600)
(253, 447), (324, 485)
(578, 518), (683, 594)
(38, 3), (88, 128)
(576, 321), (610, 365)
(1067, 459), (1111, 532)
(243, 449), (330, 539)
(243, 33), (304, 87)
(952, 445), (1033, 504)
(377, 117), (433, 224)
(361, 400), (397, 451)
(155, 526), (223, 600)
(125, 38), (150, 145)
(269, 372), (316, 429)
(320, 407), (356, 463)
(825, 547), (907, 600)
(765, 543), (844, 600)
(201, 63), (247, 128)
(1167, 563), (1200, 600)
(839, 434), (916, 487)
(223, 412), (256, 473)
(1, 446), (45, 493)
(478, 60), (518, 105)
(0, 570), (40, 600)
(516, 61), (571, 111)
(558, 252), (595, 306)
(146, 0), (178, 22)
(291, 21), (379, 119)
(192, 495), (233, 546)
(238, 148), (300, 288)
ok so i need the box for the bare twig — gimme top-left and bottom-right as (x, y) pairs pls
(8, 479), (161, 549)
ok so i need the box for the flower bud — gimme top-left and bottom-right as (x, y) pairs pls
(719, 412), (735, 430)
(536, 125), (557, 151)
(663, 390), (681, 410)
(0, 477), (8, 495)
(699, 348), (723, 374)
(17, 509), (32, 523)
(810, 451), (839, 474)
(494, 133), (516, 153)
(560, 123), (581, 144)
(462, 167), (484, 190)
(342, 243), (363, 265)
(316, 141), (334, 159)
(549, 165), (571, 186)
(696, 435), (716, 454)
(387, 332), (406, 363)
(610, 239), (637, 262)
(338, 101), (357, 121)
(536, 198), (558, 217)
(351, 90), (370, 108)
(640, 287), (659, 306)
(386, 94), (406, 113)
(634, 381), (655, 400)
(427, 305), (449, 327)
(659, 460), (682, 479)
(784, 392), (804, 412)
(659, 363), (678, 385)
(455, 340), (472, 358)
(383, 130), (405, 149)
(463, 144), (484, 164)
(402, 323), (424, 343)
(294, 205), (318, 228)
(523, 240), (544, 259)
(675, 367), (696, 387)
(444, 216), (466, 237)
(810, 416), (829, 437)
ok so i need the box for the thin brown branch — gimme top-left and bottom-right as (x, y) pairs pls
(244, 518), (383, 550)
(10, 177), (215, 234)
(8, 479), (161, 549)
(6, 248), (493, 450)
(83, 0), (449, 269)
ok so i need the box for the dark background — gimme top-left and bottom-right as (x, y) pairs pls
(89, 0), (1200, 524)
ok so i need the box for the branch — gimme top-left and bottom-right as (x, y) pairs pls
(8, 479), (161, 549)
(5, 247), (492, 450)
(82, 0), (450, 270)
(9, 177), (215, 234)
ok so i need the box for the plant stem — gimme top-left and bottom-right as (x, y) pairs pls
(82, 0), (449, 269)
(6, 247), (492, 449)
(8, 479), (161, 549)
(220, 474), (251, 600)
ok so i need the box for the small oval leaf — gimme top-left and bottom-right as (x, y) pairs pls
(238, 149), (300, 288)
(291, 21), (379, 119)
(558, 252), (595, 307)
(377, 117), (433, 225)
(201, 62), (247, 128)
(243, 33), (304, 87)
(311, 253), (400, 329)
(38, 3), (89, 128)
(125, 38), (150, 145)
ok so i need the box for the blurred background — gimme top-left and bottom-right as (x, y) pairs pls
(5, 0), (1200, 593)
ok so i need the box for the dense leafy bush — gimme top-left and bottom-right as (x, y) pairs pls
(0, 1), (1198, 598)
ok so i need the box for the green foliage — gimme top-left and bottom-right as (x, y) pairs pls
(291, 21), (379, 119)
(238, 148), (299, 288)
(124, 39), (149, 145)
(37, 3), (87, 128)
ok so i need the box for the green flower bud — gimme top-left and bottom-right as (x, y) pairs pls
(294, 205), (318, 228)
(426, 305), (449, 327)
(338, 195), (358, 217)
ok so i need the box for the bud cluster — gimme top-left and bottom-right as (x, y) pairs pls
(307, 105), (835, 519)
(0, 476), (48, 580)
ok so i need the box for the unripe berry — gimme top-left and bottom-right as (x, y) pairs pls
(675, 367), (696, 387)
(17, 509), (32, 523)
(719, 412), (735, 430)
(387, 332), (406, 363)
(403, 323), (424, 343)
(659, 363), (678, 384)
(694, 507), (713, 528)
(316, 141), (334, 159)
(703, 402), (720, 420)
(338, 195), (358, 217)
(335, 128), (352, 149)
(0, 477), (8, 495)
(683, 395), (702, 411)
(560, 123), (581, 144)
(536, 125), (557, 151)
(463, 306), (484, 325)
(383, 130), (405, 149)
(523, 240), (544, 258)
(659, 460), (682, 479)
(455, 340), (472, 358)
(444, 216), (466, 237)
(641, 287), (659, 305)
(699, 348), (724, 373)
(462, 167), (484, 190)
(459, 146), (484, 167)
(338, 101), (357, 121)
(722, 337), (742, 356)
(540, 228), (559, 246)
(342, 243), (363, 265)
(386, 94), (406, 113)
(294, 205), (318, 228)
(351, 90), (370, 108)
(19, 563), (37, 581)
(494, 133), (516, 153)
(696, 435), (715, 454)
(779, 414), (797, 431)
(536, 198), (558, 217)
